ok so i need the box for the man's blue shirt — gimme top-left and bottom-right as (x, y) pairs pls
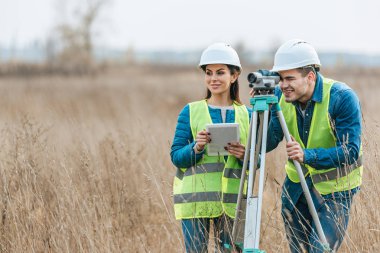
(267, 73), (362, 211)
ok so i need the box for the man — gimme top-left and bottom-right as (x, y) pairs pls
(264, 39), (363, 252)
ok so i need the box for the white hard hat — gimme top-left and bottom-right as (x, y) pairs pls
(271, 39), (321, 72)
(199, 43), (241, 70)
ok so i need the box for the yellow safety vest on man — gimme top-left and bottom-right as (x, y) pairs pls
(279, 78), (363, 195)
(173, 100), (249, 220)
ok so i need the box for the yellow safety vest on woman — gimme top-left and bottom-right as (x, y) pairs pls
(279, 78), (363, 195)
(173, 100), (249, 220)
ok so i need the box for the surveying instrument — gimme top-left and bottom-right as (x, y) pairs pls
(225, 71), (331, 253)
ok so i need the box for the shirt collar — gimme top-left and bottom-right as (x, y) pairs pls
(312, 73), (323, 103)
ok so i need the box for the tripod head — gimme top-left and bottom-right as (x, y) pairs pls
(248, 71), (280, 95)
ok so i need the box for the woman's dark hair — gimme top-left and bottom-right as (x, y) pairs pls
(200, 64), (242, 104)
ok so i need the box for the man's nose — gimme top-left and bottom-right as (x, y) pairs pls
(280, 80), (288, 88)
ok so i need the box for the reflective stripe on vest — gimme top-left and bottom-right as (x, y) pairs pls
(279, 78), (363, 195)
(173, 100), (249, 219)
(223, 168), (243, 179)
(311, 155), (363, 184)
(176, 163), (243, 180)
(287, 155), (363, 183)
(175, 163), (225, 180)
(174, 192), (238, 204)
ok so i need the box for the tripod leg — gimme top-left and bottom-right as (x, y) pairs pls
(245, 113), (263, 196)
(232, 108), (257, 242)
(254, 113), (264, 172)
(247, 114), (264, 201)
(241, 110), (268, 250)
(276, 108), (330, 250)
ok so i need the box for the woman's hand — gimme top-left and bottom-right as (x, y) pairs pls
(195, 129), (211, 151)
(225, 141), (245, 160)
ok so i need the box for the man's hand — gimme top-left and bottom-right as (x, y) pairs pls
(286, 136), (304, 163)
(249, 88), (256, 97)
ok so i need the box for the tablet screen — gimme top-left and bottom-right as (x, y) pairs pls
(206, 123), (240, 156)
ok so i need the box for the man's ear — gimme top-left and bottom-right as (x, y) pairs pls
(307, 70), (316, 83)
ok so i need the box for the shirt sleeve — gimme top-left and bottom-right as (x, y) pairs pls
(304, 86), (362, 169)
(170, 104), (205, 168)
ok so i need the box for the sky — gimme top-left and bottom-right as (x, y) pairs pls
(1, 0), (380, 54)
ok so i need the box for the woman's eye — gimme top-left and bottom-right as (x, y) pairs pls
(217, 71), (225, 75)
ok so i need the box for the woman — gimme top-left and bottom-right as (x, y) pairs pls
(170, 43), (251, 252)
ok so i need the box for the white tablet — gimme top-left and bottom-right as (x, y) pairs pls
(206, 123), (240, 156)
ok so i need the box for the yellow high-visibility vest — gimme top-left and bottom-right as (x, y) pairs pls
(173, 100), (249, 219)
(279, 78), (363, 195)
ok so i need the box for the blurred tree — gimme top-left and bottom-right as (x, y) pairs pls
(268, 37), (282, 56)
(267, 37), (282, 65)
(47, 0), (110, 74)
(234, 40), (250, 66)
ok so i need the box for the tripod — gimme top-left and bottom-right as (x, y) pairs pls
(227, 94), (331, 253)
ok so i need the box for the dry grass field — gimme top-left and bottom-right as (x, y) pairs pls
(0, 64), (379, 252)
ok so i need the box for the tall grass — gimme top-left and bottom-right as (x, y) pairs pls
(0, 65), (378, 252)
